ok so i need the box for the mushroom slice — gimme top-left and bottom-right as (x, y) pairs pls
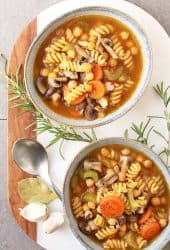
(63, 70), (78, 79)
(84, 105), (98, 121)
(43, 212), (64, 234)
(36, 77), (48, 95)
(84, 160), (102, 173)
(45, 87), (55, 98)
(19, 203), (48, 222)
(100, 38), (118, 59)
(96, 173), (118, 188)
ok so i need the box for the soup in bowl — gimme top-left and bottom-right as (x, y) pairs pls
(25, 7), (152, 128)
(62, 138), (170, 250)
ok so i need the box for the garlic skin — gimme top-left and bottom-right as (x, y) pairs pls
(43, 212), (64, 234)
(19, 203), (48, 222)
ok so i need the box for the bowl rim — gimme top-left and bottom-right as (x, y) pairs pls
(24, 5), (152, 128)
(62, 137), (170, 250)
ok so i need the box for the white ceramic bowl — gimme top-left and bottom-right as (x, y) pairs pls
(25, 6), (152, 128)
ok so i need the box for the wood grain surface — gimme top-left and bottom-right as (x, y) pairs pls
(8, 19), (37, 241)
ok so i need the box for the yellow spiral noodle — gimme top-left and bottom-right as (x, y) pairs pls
(66, 28), (76, 43)
(124, 80), (135, 91)
(71, 197), (84, 218)
(135, 176), (147, 192)
(90, 50), (106, 65)
(44, 52), (67, 64)
(103, 239), (128, 250)
(64, 83), (88, 104)
(46, 36), (67, 52)
(59, 61), (83, 72)
(95, 226), (117, 240)
(121, 50), (134, 70)
(112, 182), (127, 193)
(126, 162), (141, 180)
(129, 222), (139, 232)
(147, 176), (165, 196)
(112, 35), (126, 57)
(110, 84), (124, 107)
(136, 236), (147, 249)
(90, 24), (113, 38)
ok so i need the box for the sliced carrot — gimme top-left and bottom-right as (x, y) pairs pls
(139, 221), (161, 240)
(100, 196), (125, 217)
(68, 108), (82, 117)
(89, 80), (106, 99)
(92, 64), (103, 80)
(70, 94), (86, 105)
(139, 207), (152, 225)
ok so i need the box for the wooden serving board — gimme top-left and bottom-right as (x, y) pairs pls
(8, 19), (37, 241)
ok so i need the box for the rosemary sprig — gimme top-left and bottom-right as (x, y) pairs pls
(125, 82), (170, 169)
(0, 54), (97, 159)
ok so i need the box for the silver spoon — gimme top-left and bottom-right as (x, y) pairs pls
(12, 138), (62, 199)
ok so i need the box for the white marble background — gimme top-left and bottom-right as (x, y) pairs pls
(0, 0), (169, 249)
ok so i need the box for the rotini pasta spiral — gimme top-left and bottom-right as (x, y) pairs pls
(95, 226), (117, 240)
(112, 35), (126, 57)
(109, 84), (124, 107)
(147, 176), (165, 196)
(103, 239), (128, 250)
(135, 176), (147, 192)
(90, 24), (113, 37)
(112, 182), (127, 193)
(129, 222), (139, 232)
(126, 162), (141, 180)
(46, 36), (67, 52)
(44, 52), (67, 64)
(66, 28), (76, 43)
(124, 80), (135, 91)
(90, 50), (106, 65)
(72, 197), (84, 218)
(64, 83), (88, 104)
(59, 61), (83, 72)
(121, 50), (134, 70)
(136, 236), (147, 249)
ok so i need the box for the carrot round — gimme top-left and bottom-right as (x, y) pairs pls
(92, 64), (103, 80)
(100, 196), (125, 217)
(89, 80), (106, 99)
(139, 221), (161, 240)
(139, 207), (152, 225)
(71, 94), (86, 105)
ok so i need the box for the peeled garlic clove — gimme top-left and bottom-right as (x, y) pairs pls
(20, 203), (48, 222)
(43, 212), (64, 234)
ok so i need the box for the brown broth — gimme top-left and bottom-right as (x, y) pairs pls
(34, 15), (143, 120)
(70, 144), (169, 249)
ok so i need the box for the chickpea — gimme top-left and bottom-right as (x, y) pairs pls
(160, 196), (167, 205)
(73, 26), (83, 37)
(40, 68), (49, 77)
(83, 203), (89, 212)
(101, 147), (110, 157)
(133, 189), (141, 198)
(88, 201), (96, 210)
(48, 72), (57, 79)
(108, 58), (118, 67)
(68, 80), (77, 90)
(107, 169), (114, 174)
(131, 46), (138, 55)
(136, 154), (145, 163)
(126, 40), (134, 48)
(121, 148), (131, 156)
(159, 219), (167, 228)
(67, 49), (76, 58)
(151, 197), (161, 206)
(80, 33), (88, 41)
(88, 42), (95, 50)
(120, 31), (130, 40)
(85, 72), (94, 81)
(143, 159), (152, 168)
(86, 178), (94, 187)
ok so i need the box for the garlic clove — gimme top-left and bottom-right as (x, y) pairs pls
(43, 212), (64, 234)
(19, 203), (48, 222)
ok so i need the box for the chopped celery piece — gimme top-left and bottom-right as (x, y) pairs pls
(83, 170), (99, 181)
(82, 192), (97, 203)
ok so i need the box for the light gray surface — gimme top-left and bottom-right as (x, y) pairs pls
(0, 0), (169, 249)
